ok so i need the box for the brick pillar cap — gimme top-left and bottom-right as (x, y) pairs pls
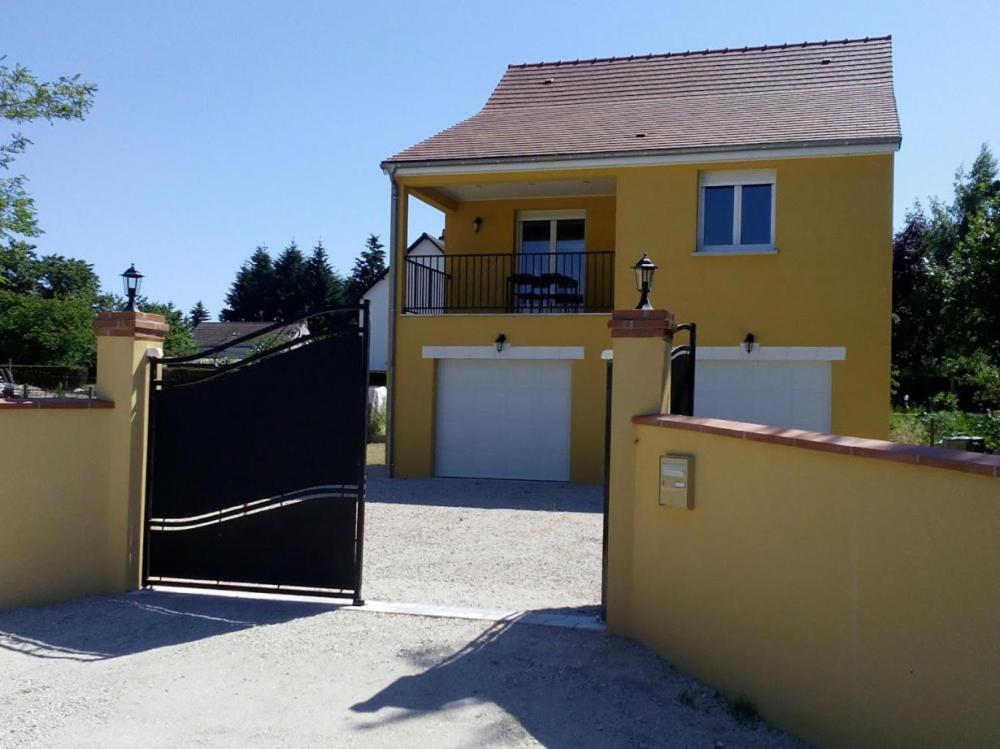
(609, 308), (674, 338)
(94, 310), (169, 341)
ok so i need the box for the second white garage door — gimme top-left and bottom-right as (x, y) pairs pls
(435, 359), (572, 481)
(695, 359), (833, 432)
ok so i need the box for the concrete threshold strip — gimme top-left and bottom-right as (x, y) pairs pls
(144, 586), (605, 632)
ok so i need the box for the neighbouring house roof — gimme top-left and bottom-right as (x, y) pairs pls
(192, 321), (305, 359)
(362, 268), (389, 296)
(384, 36), (900, 168)
(192, 322), (271, 350)
(407, 232), (445, 254)
(362, 233), (444, 296)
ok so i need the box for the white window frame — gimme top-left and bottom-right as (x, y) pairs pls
(516, 209), (587, 258)
(697, 170), (776, 253)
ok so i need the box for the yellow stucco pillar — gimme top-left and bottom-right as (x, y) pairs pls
(93, 311), (168, 592)
(606, 309), (673, 635)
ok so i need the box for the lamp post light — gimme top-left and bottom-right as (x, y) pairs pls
(121, 264), (144, 312)
(632, 253), (657, 311)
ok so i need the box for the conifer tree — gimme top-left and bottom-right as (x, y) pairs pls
(346, 234), (386, 302)
(221, 246), (276, 321)
(188, 300), (209, 326)
(304, 241), (343, 310)
(273, 241), (309, 320)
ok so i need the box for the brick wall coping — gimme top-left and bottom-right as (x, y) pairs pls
(633, 414), (1000, 479)
(0, 398), (114, 410)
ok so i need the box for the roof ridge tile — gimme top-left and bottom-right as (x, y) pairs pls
(506, 35), (891, 69)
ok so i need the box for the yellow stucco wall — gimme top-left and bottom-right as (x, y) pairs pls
(621, 423), (1000, 748)
(0, 408), (114, 609)
(0, 328), (158, 611)
(391, 153), (893, 480)
(613, 155), (893, 438)
(443, 195), (617, 254)
(97, 333), (159, 592)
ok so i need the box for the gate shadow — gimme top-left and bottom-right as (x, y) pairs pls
(0, 591), (337, 661)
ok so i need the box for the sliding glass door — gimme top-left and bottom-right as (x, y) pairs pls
(515, 211), (586, 311)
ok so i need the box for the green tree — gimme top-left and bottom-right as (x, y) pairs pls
(892, 143), (1000, 409)
(221, 246), (276, 321)
(304, 241), (343, 310)
(953, 145), (999, 239)
(891, 205), (944, 382)
(222, 240), (348, 322)
(33, 253), (100, 299)
(188, 300), (210, 327)
(135, 299), (197, 357)
(0, 291), (95, 365)
(0, 240), (39, 292)
(0, 246), (103, 365)
(346, 234), (386, 302)
(1, 60), (96, 244)
(942, 147), (1000, 358)
(272, 241), (309, 320)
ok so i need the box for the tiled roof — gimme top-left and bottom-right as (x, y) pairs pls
(192, 322), (272, 351)
(385, 36), (900, 166)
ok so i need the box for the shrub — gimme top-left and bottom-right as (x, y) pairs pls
(892, 408), (1000, 452)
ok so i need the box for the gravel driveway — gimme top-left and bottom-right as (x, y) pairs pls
(363, 469), (604, 612)
(0, 592), (805, 748)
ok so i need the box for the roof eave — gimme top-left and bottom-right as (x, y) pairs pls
(381, 136), (901, 176)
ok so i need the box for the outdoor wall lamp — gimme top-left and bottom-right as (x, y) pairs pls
(121, 264), (144, 311)
(633, 253), (657, 310)
(743, 332), (756, 354)
(495, 333), (507, 353)
(472, 216), (483, 233)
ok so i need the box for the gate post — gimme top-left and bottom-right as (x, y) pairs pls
(605, 309), (673, 635)
(93, 311), (168, 593)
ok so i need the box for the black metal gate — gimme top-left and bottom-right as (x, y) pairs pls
(143, 305), (370, 603)
(670, 322), (697, 417)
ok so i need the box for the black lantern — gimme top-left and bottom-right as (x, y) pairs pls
(121, 264), (144, 311)
(472, 216), (483, 234)
(743, 332), (755, 354)
(633, 253), (657, 310)
(495, 333), (507, 353)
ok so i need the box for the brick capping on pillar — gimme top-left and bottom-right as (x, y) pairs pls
(93, 311), (168, 341)
(608, 309), (674, 338)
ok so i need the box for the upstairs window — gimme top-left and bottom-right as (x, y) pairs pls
(698, 170), (776, 252)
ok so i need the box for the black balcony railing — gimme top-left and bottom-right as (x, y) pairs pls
(404, 251), (614, 314)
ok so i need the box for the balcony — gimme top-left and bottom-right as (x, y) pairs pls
(403, 251), (614, 314)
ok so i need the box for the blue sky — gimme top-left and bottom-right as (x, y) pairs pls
(5, 0), (998, 316)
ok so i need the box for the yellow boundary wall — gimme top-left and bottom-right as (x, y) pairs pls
(0, 312), (165, 610)
(606, 310), (1000, 747)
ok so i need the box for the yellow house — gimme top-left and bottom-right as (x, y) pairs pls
(381, 36), (900, 483)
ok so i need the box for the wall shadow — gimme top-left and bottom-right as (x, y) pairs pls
(0, 591), (337, 661)
(366, 475), (603, 513)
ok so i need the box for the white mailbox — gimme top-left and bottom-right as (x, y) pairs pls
(659, 453), (694, 509)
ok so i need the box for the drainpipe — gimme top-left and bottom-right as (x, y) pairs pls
(385, 168), (400, 477)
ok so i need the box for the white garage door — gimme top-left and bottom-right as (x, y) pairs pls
(695, 360), (832, 432)
(435, 359), (571, 480)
